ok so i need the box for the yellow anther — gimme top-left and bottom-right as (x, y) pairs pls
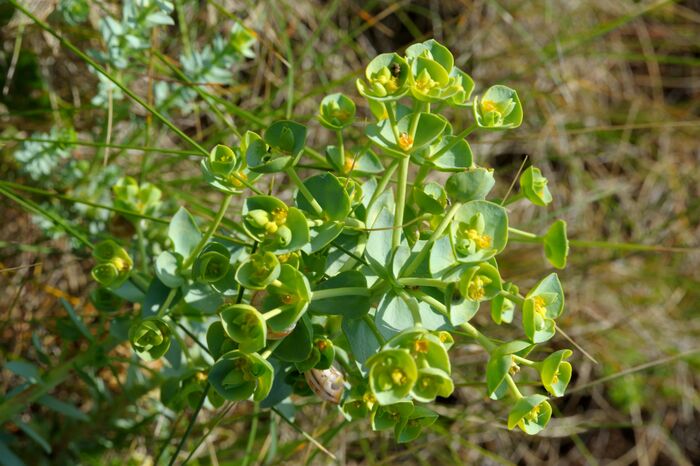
(391, 368), (407, 385)
(414, 339), (429, 354)
(465, 229), (492, 249)
(265, 222), (278, 234)
(533, 296), (547, 317)
(467, 275), (491, 301)
(271, 208), (288, 225)
(228, 171), (247, 188)
(398, 132), (414, 151)
(481, 100), (498, 113)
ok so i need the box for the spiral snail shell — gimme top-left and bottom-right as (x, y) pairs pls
(304, 366), (345, 404)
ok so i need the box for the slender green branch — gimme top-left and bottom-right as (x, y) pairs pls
(505, 374), (523, 399)
(167, 384), (210, 466)
(311, 287), (370, 300)
(362, 314), (386, 345)
(242, 403), (260, 466)
(182, 194), (232, 269)
(393, 156), (410, 248)
(429, 123), (477, 161)
(286, 168), (323, 216)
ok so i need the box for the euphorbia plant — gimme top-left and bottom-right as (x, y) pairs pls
(93, 39), (574, 442)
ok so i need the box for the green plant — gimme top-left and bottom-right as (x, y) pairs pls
(75, 38), (574, 445)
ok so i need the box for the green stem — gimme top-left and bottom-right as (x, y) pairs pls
(500, 290), (525, 306)
(385, 102), (402, 144)
(505, 374), (523, 399)
(182, 194), (232, 269)
(502, 191), (525, 206)
(167, 384), (210, 466)
(311, 287), (370, 300)
(156, 288), (179, 318)
(362, 314), (386, 345)
(286, 168), (323, 216)
(7, 0), (208, 157)
(262, 307), (285, 320)
(261, 339), (284, 359)
(336, 130), (345, 164)
(512, 355), (536, 367)
(508, 227), (540, 241)
(397, 289), (422, 326)
(429, 123), (477, 162)
(136, 222), (148, 273)
(397, 277), (447, 289)
(401, 202), (461, 278)
(393, 156), (410, 248)
(367, 159), (399, 210)
(241, 403), (260, 466)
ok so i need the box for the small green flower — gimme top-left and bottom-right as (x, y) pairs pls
(235, 251), (281, 290)
(91, 240), (133, 287)
(356, 53), (409, 101)
(371, 401), (414, 432)
(395, 405), (438, 443)
(522, 273), (565, 343)
(411, 367), (454, 403)
(112, 176), (162, 223)
(459, 262), (502, 302)
(520, 166), (552, 206)
(384, 328), (451, 374)
(129, 318), (171, 361)
(208, 350), (274, 402)
(508, 394), (552, 435)
(219, 304), (267, 353)
(192, 242), (231, 284)
(473, 85), (523, 129)
(318, 93), (356, 130)
(539, 349), (573, 397)
(366, 348), (418, 405)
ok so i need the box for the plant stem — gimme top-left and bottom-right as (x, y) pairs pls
(241, 403), (260, 466)
(505, 374), (523, 399)
(508, 227), (540, 241)
(401, 202), (461, 278)
(499, 290), (525, 306)
(336, 130), (345, 163)
(512, 355), (536, 367)
(182, 194), (232, 269)
(286, 168), (323, 216)
(261, 339), (284, 359)
(393, 156), (410, 248)
(397, 277), (447, 289)
(385, 102), (402, 144)
(362, 314), (386, 345)
(397, 289), (422, 326)
(262, 307), (285, 320)
(367, 159), (399, 209)
(429, 122), (477, 162)
(167, 384), (210, 466)
(311, 287), (370, 300)
(156, 288), (179, 318)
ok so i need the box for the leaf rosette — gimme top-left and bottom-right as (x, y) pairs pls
(522, 273), (565, 343)
(318, 93), (356, 130)
(91, 239), (133, 287)
(235, 251), (281, 290)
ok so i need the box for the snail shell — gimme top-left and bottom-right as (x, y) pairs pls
(304, 366), (345, 404)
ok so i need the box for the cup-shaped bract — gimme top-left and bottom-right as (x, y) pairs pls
(366, 112), (447, 156)
(208, 350), (274, 402)
(129, 317), (171, 361)
(486, 340), (533, 400)
(367, 348), (418, 405)
(405, 39), (454, 72)
(411, 367), (454, 403)
(91, 240), (133, 287)
(446, 67), (475, 106)
(520, 166), (552, 206)
(409, 56), (452, 102)
(356, 53), (409, 101)
(219, 304), (267, 353)
(507, 394), (553, 435)
(539, 349), (573, 397)
(242, 196), (309, 253)
(451, 201), (508, 263)
(235, 251), (280, 290)
(371, 401), (414, 432)
(474, 85), (523, 130)
(522, 273), (565, 343)
(395, 405), (439, 443)
(318, 93), (356, 130)
(264, 120), (307, 157)
(192, 242), (231, 284)
(543, 219), (569, 269)
(459, 262), (503, 302)
(112, 176), (162, 222)
(207, 320), (236, 360)
(384, 328), (451, 374)
(201, 144), (251, 194)
(208, 144), (238, 177)
(262, 264), (311, 332)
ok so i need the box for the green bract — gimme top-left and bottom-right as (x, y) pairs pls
(507, 394), (553, 435)
(91, 240), (133, 287)
(474, 85), (523, 129)
(219, 304), (267, 353)
(451, 201), (508, 263)
(520, 166), (553, 206)
(318, 93), (356, 130)
(539, 349), (573, 397)
(446, 168), (495, 202)
(128, 318), (171, 361)
(356, 53), (409, 101)
(242, 196), (309, 252)
(192, 242), (231, 283)
(543, 219), (569, 269)
(522, 273), (565, 343)
(235, 251), (280, 289)
(112, 176), (162, 222)
(366, 111), (447, 156)
(367, 349), (418, 405)
(208, 350), (273, 402)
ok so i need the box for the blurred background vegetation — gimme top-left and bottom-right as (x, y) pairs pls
(1, 0), (699, 464)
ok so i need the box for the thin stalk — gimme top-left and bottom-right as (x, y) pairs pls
(397, 289), (422, 326)
(167, 384), (210, 466)
(367, 159), (399, 210)
(362, 314), (386, 345)
(397, 277), (447, 289)
(0, 136), (200, 156)
(286, 168), (323, 216)
(393, 156), (410, 248)
(505, 374), (523, 399)
(500, 290), (525, 306)
(261, 340), (284, 359)
(311, 287), (370, 300)
(182, 194), (232, 269)
(156, 288), (179, 318)
(241, 403), (260, 466)
(429, 123), (477, 161)
(512, 355), (536, 367)
(384, 102), (402, 144)
(401, 202), (461, 278)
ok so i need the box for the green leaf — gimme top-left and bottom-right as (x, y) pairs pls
(128, 317), (171, 361)
(427, 135), (473, 171)
(155, 251), (185, 288)
(356, 53), (409, 102)
(168, 207), (202, 258)
(37, 395), (89, 421)
(366, 112), (447, 156)
(540, 349), (573, 397)
(309, 271), (370, 319)
(15, 420), (51, 454)
(5, 360), (41, 384)
(273, 314), (313, 363)
(264, 120), (307, 157)
(295, 173), (351, 221)
(406, 39), (454, 72)
(220, 304), (267, 353)
(208, 350), (274, 402)
(395, 405), (439, 443)
(543, 220), (569, 269)
(341, 315), (381, 365)
(59, 298), (94, 343)
(0, 440), (25, 466)
(367, 348), (417, 405)
(446, 168), (495, 202)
